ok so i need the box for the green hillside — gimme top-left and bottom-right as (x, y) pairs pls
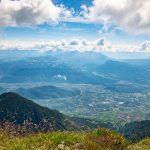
(0, 92), (150, 150)
(126, 138), (150, 150)
(0, 128), (150, 150)
(0, 92), (73, 132)
(0, 92), (112, 135)
(0, 128), (129, 150)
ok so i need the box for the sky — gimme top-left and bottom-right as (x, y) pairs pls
(0, 0), (150, 52)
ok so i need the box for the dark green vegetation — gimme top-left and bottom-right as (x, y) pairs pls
(122, 120), (150, 142)
(0, 92), (73, 132)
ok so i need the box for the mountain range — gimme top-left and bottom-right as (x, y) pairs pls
(15, 85), (80, 100)
(1, 50), (150, 85)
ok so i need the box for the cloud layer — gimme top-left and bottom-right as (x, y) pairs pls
(0, 38), (149, 52)
(82, 0), (150, 34)
(0, 37), (107, 51)
(0, 0), (72, 27)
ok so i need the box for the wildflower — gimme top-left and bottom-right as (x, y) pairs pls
(57, 143), (65, 149)
(65, 146), (70, 150)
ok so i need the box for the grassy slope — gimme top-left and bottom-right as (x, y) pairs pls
(126, 138), (150, 150)
(0, 128), (149, 150)
(0, 128), (129, 150)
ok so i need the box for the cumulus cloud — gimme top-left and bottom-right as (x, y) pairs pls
(95, 37), (105, 46)
(81, 39), (88, 46)
(68, 39), (79, 46)
(140, 41), (150, 51)
(1, 38), (150, 52)
(0, 37), (110, 51)
(81, 0), (150, 34)
(1, 0), (150, 35)
(0, 0), (72, 27)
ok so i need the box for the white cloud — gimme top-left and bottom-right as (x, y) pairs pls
(95, 37), (105, 46)
(0, 0), (72, 27)
(81, 39), (88, 46)
(54, 74), (67, 81)
(140, 41), (150, 51)
(68, 39), (79, 46)
(1, 0), (149, 35)
(0, 37), (109, 51)
(81, 0), (150, 34)
(0, 38), (150, 53)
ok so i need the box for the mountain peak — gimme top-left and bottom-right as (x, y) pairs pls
(0, 92), (20, 97)
(0, 92), (25, 101)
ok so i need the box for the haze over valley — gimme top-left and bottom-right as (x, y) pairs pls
(0, 50), (150, 128)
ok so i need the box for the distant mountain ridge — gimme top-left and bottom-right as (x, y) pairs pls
(0, 51), (109, 84)
(15, 85), (80, 100)
(97, 60), (150, 84)
(1, 50), (150, 85)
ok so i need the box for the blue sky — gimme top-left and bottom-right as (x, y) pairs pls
(0, 0), (150, 52)
(4, 22), (149, 44)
